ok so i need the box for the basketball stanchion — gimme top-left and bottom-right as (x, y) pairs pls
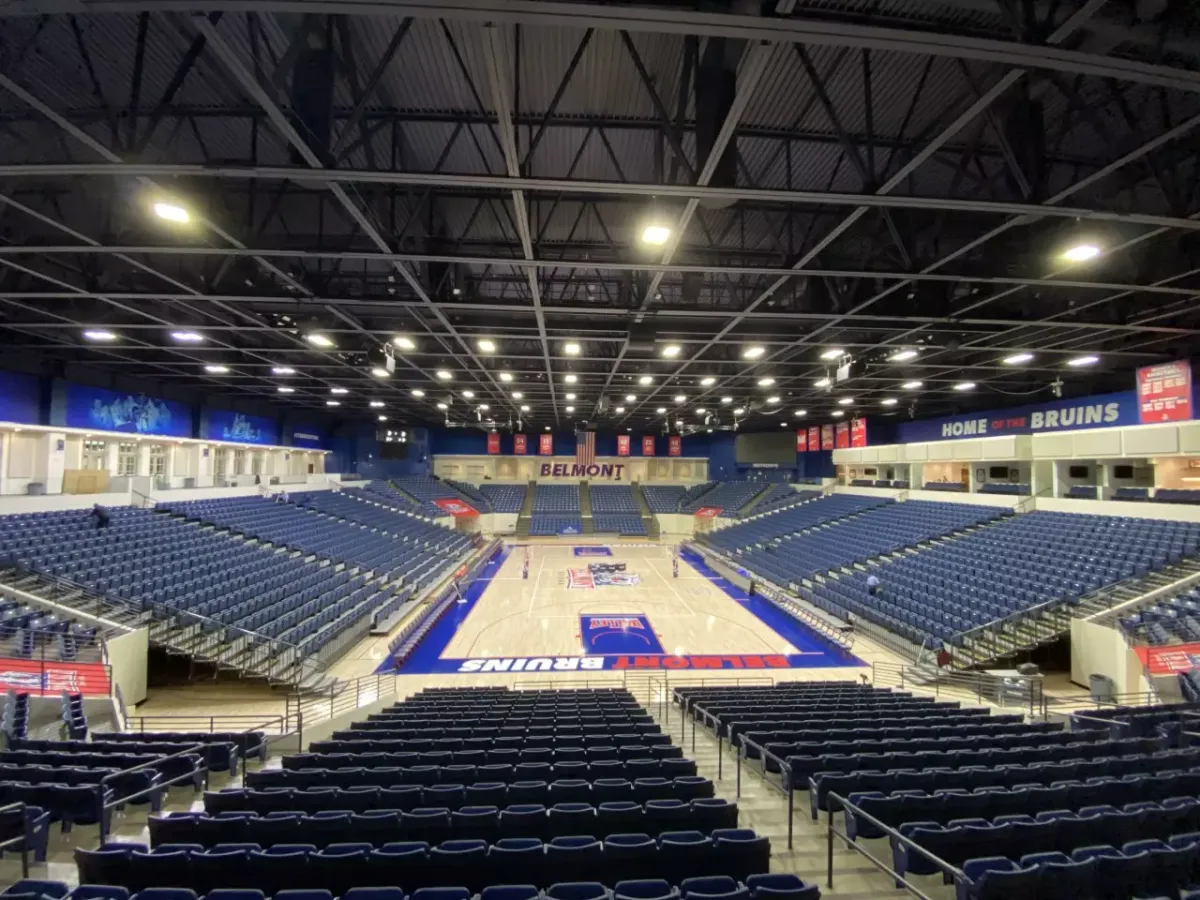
(672, 544), (679, 578)
(522, 549), (530, 580)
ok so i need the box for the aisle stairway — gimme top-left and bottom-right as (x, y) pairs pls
(515, 480), (536, 537)
(735, 486), (771, 517)
(580, 482), (594, 534)
(633, 484), (660, 539)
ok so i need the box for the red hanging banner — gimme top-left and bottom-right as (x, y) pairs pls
(668, 435), (682, 457)
(642, 435), (656, 456)
(796, 429), (807, 452)
(1137, 360), (1193, 423)
(835, 422), (850, 448)
(539, 433), (554, 455)
(616, 435), (631, 456)
(808, 426), (820, 451)
(820, 425), (835, 450)
(851, 417), (868, 448)
(513, 434), (528, 455)
(486, 432), (500, 455)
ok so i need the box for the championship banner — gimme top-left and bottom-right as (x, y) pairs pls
(835, 421), (850, 449)
(486, 432), (500, 455)
(668, 435), (682, 457)
(808, 426), (820, 451)
(513, 434), (528, 455)
(539, 433), (554, 455)
(616, 435), (631, 456)
(432, 498), (479, 517)
(642, 435), (655, 456)
(851, 417), (867, 448)
(796, 429), (807, 452)
(1137, 360), (1192, 423)
(820, 424), (835, 450)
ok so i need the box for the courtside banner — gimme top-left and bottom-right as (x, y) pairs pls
(1135, 643), (1200, 675)
(432, 498), (479, 517)
(0, 659), (111, 696)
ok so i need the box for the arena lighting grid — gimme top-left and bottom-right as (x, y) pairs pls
(0, 1), (1178, 426)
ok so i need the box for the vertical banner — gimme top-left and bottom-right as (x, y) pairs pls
(539, 433), (554, 455)
(668, 435), (682, 457)
(851, 417), (868, 448)
(616, 434), (631, 456)
(486, 432), (501, 455)
(642, 435), (656, 456)
(821, 424), (835, 450)
(835, 421), (850, 448)
(796, 429), (807, 452)
(808, 426), (820, 451)
(1137, 360), (1193, 423)
(513, 433), (528, 455)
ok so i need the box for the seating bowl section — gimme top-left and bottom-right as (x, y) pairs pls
(680, 484), (762, 516)
(589, 487), (639, 514)
(806, 511), (1200, 646)
(531, 486), (582, 536)
(1120, 586), (1200, 646)
(698, 495), (889, 556)
(392, 478), (487, 515)
(479, 485), (528, 514)
(0, 508), (397, 655)
(70, 689), (788, 900)
(641, 488), (685, 514)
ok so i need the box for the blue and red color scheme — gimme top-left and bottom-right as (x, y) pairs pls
(580, 614), (664, 655)
(573, 547), (613, 557)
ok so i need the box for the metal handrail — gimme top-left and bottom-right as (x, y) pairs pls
(127, 714), (288, 735)
(871, 660), (1043, 714)
(97, 743), (211, 841)
(0, 801), (32, 878)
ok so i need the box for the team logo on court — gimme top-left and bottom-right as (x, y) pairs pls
(568, 562), (640, 589)
(593, 570), (641, 586)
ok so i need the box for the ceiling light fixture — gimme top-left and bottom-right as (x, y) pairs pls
(656, 407), (666, 414)
(272, 366), (295, 375)
(733, 407), (745, 415)
(436, 370), (453, 380)
(477, 339), (496, 353)
(393, 336), (416, 350)
(1068, 355), (1099, 367)
(566, 406), (575, 413)
(639, 375), (653, 386)
(205, 365), (229, 374)
(563, 393), (574, 401)
(462, 391), (475, 399)
(820, 348), (845, 360)
(411, 389), (425, 398)
(564, 374), (577, 384)
(306, 333), (334, 349)
(832, 410), (844, 417)
(902, 380), (923, 390)
(838, 397), (853, 405)
(479, 404), (490, 411)
(766, 395), (780, 404)
(437, 402), (448, 410)
(757, 377), (775, 387)
(641, 223), (671, 245)
(277, 386), (295, 394)
(330, 387), (349, 395)
(499, 372), (513, 382)
(615, 406), (626, 414)
(1003, 352), (1034, 365)
(815, 377), (831, 388)
(954, 382), (976, 391)
(83, 329), (117, 342)
(889, 349), (918, 362)
(881, 398), (898, 406)
(742, 346), (765, 360)
(371, 367), (390, 378)
(661, 344), (681, 358)
(696, 408), (707, 414)
(369, 401), (385, 408)
(720, 396), (732, 404)
(378, 415), (387, 422)
(794, 409), (807, 417)
(520, 405), (530, 412)
(153, 201), (189, 223)
(171, 330), (204, 343)
(700, 377), (716, 387)
(512, 392), (524, 400)
(1062, 243), (1102, 262)
(622, 394), (635, 403)
(674, 395), (686, 404)
(326, 400), (340, 407)
(564, 342), (581, 356)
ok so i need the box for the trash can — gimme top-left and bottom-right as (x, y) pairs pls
(1089, 673), (1115, 702)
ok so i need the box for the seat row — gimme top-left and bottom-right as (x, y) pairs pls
(79, 830), (770, 895)
(306, 744), (681, 762)
(717, 709), (992, 742)
(344, 721), (660, 737)
(737, 717), (1042, 753)
(253, 761), (698, 787)
(75, 731), (269, 762)
(10, 739), (239, 774)
(807, 745), (1196, 815)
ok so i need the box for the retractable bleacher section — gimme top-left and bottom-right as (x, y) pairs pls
(697, 494), (888, 556)
(72, 689), (796, 900)
(738, 487), (816, 519)
(808, 511), (1200, 648)
(0, 507), (403, 658)
(478, 485), (527, 513)
(679, 683), (1200, 899)
(681, 484), (761, 515)
(392, 478), (487, 515)
(641, 487), (685, 514)
(530, 486), (582, 536)
(590, 487), (646, 536)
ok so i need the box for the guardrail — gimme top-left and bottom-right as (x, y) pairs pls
(98, 743), (210, 842)
(127, 714), (288, 735)
(871, 660), (1044, 714)
(285, 673), (398, 745)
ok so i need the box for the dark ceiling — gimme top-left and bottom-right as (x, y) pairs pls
(0, 0), (1199, 436)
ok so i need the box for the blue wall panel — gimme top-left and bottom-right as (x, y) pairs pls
(203, 409), (279, 445)
(0, 370), (42, 425)
(289, 422), (327, 449)
(63, 383), (192, 437)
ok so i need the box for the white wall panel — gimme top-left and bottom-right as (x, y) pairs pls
(1032, 433), (1074, 458)
(1074, 428), (1124, 458)
(1123, 425), (1179, 456)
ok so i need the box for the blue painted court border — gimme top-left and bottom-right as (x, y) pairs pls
(679, 547), (865, 668)
(377, 546), (511, 674)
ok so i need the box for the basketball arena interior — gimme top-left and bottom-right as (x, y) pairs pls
(3, 1), (1200, 898)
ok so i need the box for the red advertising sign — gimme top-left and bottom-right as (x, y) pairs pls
(1137, 360), (1193, 423)
(513, 433), (528, 455)
(835, 422), (850, 449)
(851, 417), (868, 448)
(668, 435), (682, 457)
(539, 433), (554, 455)
(694, 507), (723, 518)
(1135, 642), (1200, 675)
(820, 424), (835, 450)
(486, 432), (500, 455)
(433, 498), (480, 517)
(616, 435), (631, 456)
(796, 429), (807, 452)
(808, 426), (820, 452)
(0, 659), (111, 696)
(642, 435), (656, 456)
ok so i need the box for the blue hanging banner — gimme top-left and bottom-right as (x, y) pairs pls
(65, 384), (191, 437)
(0, 371), (40, 425)
(290, 425), (327, 449)
(204, 410), (279, 445)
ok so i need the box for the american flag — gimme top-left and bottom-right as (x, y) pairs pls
(575, 430), (595, 466)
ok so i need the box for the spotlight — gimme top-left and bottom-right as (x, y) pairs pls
(153, 201), (189, 223)
(306, 333), (334, 349)
(393, 336), (416, 350)
(1068, 355), (1099, 367)
(84, 329), (117, 342)
(1062, 243), (1101, 262)
(171, 330), (204, 343)
(641, 224), (671, 245)
(742, 346), (765, 360)
(1003, 352), (1034, 365)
